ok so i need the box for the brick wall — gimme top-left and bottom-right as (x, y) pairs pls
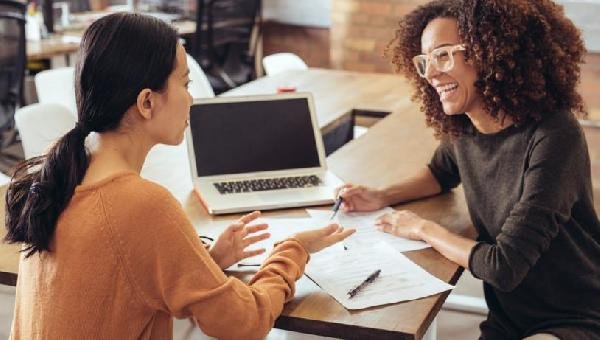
(262, 21), (330, 68)
(261, 1), (600, 120)
(261, 0), (424, 72)
(330, 0), (423, 73)
(581, 53), (600, 119)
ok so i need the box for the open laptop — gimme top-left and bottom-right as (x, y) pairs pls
(185, 92), (343, 214)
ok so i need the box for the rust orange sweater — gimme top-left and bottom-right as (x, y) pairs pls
(10, 171), (309, 339)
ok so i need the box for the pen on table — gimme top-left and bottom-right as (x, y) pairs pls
(347, 269), (381, 299)
(330, 195), (343, 220)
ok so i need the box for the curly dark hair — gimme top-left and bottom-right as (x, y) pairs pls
(387, 0), (587, 137)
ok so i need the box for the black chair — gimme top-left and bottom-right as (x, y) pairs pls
(66, 0), (90, 13)
(0, 0), (26, 157)
(192, 0), (262, 94)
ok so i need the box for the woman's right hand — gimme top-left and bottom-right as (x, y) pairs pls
(293, 224), (355, 254)
(335, 183), (387, 212)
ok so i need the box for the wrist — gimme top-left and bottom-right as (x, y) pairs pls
(285, 236), (311, 257)
(208, 247), (224, 268)
(378, 187), (395, 207)
(417, 220), (443, 241)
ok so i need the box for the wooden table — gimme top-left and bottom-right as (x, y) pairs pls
(224, 68), (412, 136)
(171, 113), (473, 340)
(0, 69), (474, 339)
(182, 69), (474, 339)
(27, 34), (81, 61)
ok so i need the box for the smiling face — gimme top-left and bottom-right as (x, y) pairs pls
(420, 17), (483, 116)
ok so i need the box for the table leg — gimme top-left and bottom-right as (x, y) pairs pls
(443, 294), (488, 315)
(422, 317), (437, 340)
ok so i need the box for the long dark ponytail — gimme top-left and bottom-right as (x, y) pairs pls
(4, 13), (178, 257)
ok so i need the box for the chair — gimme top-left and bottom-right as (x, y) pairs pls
(14, 103), (76, 159)
(13, 102), (193, 199)
(34, 67), (77, 117)
(186, 54), (215, 99)
(262, 53), (308, 76)
(34, 55), (212, 115)
(67, 0), (91, 13)
(192, 0), (262, 93)
(141, 141), (193, 201)
(0, 0), (26, 154)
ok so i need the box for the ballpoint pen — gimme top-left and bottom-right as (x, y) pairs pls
(330, 195), (348, 249)
(330, 196), (343, 220)
(347, 269), (381, 299)
(237, 263), (261, 267)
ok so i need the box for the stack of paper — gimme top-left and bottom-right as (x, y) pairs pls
(304, 242), (453, 310)
(213, 209), (451, 310)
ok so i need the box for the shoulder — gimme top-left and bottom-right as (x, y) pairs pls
(530, 111), (585, 151)
(93, 173), (197, 247)
(523, 112), (589, 171)
(534, 111), (583, 140)
(95, 172), (184, 219)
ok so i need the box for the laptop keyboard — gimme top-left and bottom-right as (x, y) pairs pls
(214, 175), (322, 194)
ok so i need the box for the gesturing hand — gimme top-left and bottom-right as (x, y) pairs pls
(293, 224), (356, 254)
(209, 211), (270, 269)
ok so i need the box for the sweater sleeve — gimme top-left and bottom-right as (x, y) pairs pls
(428, 139), (461, 191)
(101, 180), (309, 340)
(468, 128), (585, 292)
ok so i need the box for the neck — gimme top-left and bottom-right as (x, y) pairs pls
(89, 126), (154, 174)
(465, 107), (514, 134)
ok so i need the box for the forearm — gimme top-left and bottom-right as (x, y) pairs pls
(381, 167), (442, 206)
(418, 221), (476, 269)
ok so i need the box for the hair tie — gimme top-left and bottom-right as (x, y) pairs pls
(29, 182), (43, 195)
(73, 123), (91, 137)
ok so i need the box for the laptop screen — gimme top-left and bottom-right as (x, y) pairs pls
(189, 97), (321, 176)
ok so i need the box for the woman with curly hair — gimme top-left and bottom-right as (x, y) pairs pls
(337, 0), (600, 339)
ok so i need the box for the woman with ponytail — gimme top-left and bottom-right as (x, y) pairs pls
(5, 13), (353, 339)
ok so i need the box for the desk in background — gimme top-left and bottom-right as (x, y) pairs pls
(224, 68), (412, 154)
(26, 16), (195, 62)
(0, 69), (474, 339)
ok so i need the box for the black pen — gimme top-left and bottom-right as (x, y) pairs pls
(330, 196), (343, 220)
(347, 269), (381, 299)
(237, 263), (261, 267)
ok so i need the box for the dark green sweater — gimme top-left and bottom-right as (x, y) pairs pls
(428, 111), (600, 339)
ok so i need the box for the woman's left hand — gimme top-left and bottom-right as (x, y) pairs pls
(209, 211), (271, 270)
(375, 210), (430, 241)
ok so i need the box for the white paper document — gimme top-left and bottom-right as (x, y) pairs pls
(305, 242), (453, 310)
(306, 208), (431, 252)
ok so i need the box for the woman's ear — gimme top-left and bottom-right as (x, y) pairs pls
(136, 89), (154, 120)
